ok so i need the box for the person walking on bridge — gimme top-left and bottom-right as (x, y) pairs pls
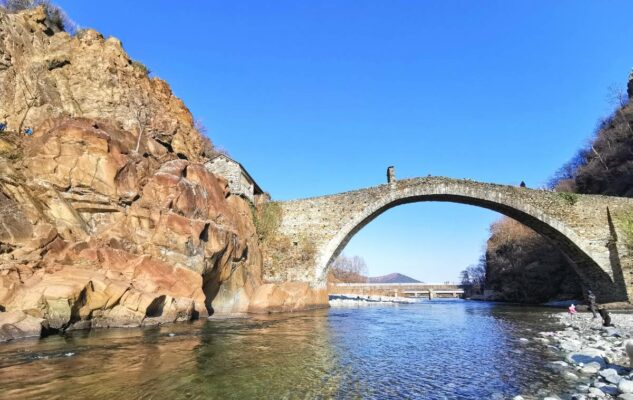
(587, 290), (598, 319)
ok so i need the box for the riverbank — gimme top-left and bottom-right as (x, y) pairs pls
(466, 297), (633, 311)
(515, 312), (633, 399)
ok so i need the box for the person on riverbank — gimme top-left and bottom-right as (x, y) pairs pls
(587, 290), (598, 318)
(598, 306), (612, 327)
(568, 303), (577, 318)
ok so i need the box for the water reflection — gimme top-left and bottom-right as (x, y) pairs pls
(0, 301), (567, 400)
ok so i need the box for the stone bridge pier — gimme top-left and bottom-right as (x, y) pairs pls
(268, 177), (633, 304)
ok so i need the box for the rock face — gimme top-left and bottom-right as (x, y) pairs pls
(0, 6), (327, 340)
(0, 6), (211, 162)
(0, 118), (265, 334)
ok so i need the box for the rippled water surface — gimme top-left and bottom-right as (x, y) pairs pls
(0, 301), (569, 399)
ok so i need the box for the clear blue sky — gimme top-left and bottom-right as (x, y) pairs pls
(57, 1), (633, 282)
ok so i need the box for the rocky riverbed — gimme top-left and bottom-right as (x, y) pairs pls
(513, 312), (633, 400)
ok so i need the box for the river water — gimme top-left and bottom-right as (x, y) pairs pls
(0, 300), (571, 399)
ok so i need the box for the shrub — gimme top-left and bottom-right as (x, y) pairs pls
(131, 60), (151, 76)
(252, 202), (282, 241)
(615, 211), (633, 249)
(299, 235), (316, 263)
(1, 0), (76, 33)
(557, 192), (578, 205)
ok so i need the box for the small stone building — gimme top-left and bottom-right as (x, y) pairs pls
(204, 154), (263, 203)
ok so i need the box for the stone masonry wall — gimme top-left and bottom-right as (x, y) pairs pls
(205, 157), (255, 203)
(271, 177), (633, 303)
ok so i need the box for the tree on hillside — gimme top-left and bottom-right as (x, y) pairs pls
(460, 255), (486, 295)
(127, 91), (157, 154)
(484, 217), (583, 303)
(330, 254), (368, 283)
(15, 65), (45, 133)
(549, 82), (633, 197)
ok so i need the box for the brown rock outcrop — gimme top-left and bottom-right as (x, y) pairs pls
(0, 311), (46, 342)
(248, 282), (328, 313)
(0, 118), (265, 331)
(0, 5), (212, 162)
(0, 6), (328, 340)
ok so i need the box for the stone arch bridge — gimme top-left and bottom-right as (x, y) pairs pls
(268, 177), (633, 303)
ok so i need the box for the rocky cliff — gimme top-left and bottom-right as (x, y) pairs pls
(0, 5), (210, 161)
(0, 6), (326, 342)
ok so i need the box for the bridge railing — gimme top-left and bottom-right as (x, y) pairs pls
(332, 282), (461, 287)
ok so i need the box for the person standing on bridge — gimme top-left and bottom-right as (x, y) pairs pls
(587, 290), (598, 319)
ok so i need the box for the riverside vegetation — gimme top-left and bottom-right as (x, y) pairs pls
(479, 76), (633, 304)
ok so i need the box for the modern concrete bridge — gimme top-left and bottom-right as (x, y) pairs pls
(329, 282), (465, 299)
(268, 176), (633, 303)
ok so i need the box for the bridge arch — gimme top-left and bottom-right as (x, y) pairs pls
(276, 177), (633, 303)
(319, 190), (599, 283)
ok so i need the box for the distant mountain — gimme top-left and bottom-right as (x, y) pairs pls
(368, 273), (421, 284)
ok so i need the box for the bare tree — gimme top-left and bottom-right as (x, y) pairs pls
(460, 255), (486, 295)
(608, 85), (629, 108)
(330, 254), (368, 283)
(130, 92), (155, 153)
(16, 66), (44, 133)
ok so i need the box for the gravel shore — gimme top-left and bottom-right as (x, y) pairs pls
(515, 312), (633, 400)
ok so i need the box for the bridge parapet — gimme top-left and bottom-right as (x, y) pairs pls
(329, 282), (465, 298)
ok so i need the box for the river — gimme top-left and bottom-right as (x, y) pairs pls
(0, 300), (571, 399)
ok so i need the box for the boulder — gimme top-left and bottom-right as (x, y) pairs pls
(44, 298), (71, 330)
(0, 311), (45, 341)
(580, 363), (602, 375)
(92, 306), (145, 328)
(619, 379), (633, 394)
(564, 371), (580, 381)
(604, 327), (623, 338)
(248, 282), (329, 313)
(567, 349), (607, 368)
(602, 384), (620, 396)
(600, 368), (623, 385)
(548, 360), (570, 372)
